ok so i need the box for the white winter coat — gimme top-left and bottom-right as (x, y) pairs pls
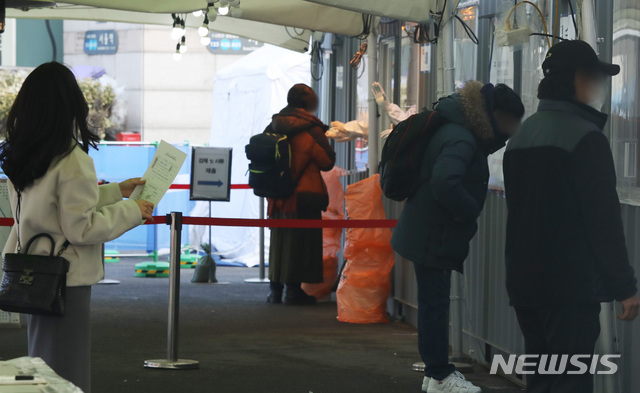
(2, 144), (142, 286)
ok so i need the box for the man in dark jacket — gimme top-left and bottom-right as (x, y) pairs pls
(392, 81), (524, 393)
(504, 40), (639, 393)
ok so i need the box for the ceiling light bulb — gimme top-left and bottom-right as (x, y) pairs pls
(180, 36), (188, 54)
(198, 15), (209, 36)
(173, 44), (182, 61)
(218, 6), (229, 16)
(171, 19), (182, 40)
(201, 36), (211, 46)
(193, 10), (203, 17)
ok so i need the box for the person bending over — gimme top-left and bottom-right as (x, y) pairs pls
(392, 81), (524, 393)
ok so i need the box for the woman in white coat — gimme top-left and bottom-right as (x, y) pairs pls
(0, 62), (154, 392)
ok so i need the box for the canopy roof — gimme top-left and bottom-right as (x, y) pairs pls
(6, 0), (371, 40)
(6, 3), (311, 52)
(305, 0), (438, 24)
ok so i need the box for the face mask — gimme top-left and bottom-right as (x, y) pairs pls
(587, 82), (607, 111)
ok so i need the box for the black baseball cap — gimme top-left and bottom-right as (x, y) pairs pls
(542, 40), (620, 77)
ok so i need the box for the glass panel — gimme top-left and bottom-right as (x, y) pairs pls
(612, 0), (640, 193)
(454, 5), (478, 86)
(400, 36), (420, 110)
(519, 34), (548, 118)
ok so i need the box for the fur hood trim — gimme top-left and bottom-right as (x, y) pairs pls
(457, 81), (494, 140)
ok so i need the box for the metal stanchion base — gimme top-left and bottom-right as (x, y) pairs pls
(96, 279), (120, 285)
(244, 278), (270, 283)
(144, 359), (199, 370)
(412, 361), (473, 373)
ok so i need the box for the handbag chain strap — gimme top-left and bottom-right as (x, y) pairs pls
(16, 190), (22, 253)
(15, 190), (70, 257)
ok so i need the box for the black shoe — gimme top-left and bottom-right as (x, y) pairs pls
(284, 288), (317, 306)
(267, 291), (283, 304)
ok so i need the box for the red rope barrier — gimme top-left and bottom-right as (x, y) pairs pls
(168, 184), (251, 190)
(0, 216), (396, 228)
(144, 216), (397, 229)
(0, 185), (393, 229)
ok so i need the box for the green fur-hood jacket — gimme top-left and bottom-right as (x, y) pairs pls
(391, 81), (502, 272)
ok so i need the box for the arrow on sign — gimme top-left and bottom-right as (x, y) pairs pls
(198, 180), (224, 187)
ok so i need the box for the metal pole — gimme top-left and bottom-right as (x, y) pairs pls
(97, 243), (120, 285)
(440, 0), (466, 364)
(209, 201), (212, 260)
(367, 27), (380, 176)
(440, 0), (456, 96)
(259, 197), (266, 280)
(244, 197), (269, 283)
(450, 272), (464, 361)
(595, 302), (618, 393)
(144, 212), (199, 370)
(167, 212), (181, 362)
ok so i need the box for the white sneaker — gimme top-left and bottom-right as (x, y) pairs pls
(427, 371), (482, 393)
(421, 376), (431, 392)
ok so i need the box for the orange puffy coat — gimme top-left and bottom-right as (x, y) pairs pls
(268, 107), (336, 214)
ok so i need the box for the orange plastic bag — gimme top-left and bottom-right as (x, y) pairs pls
(337, 174), (394, 324)
(302, 168), (345, 300)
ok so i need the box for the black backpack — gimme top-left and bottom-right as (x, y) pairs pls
(379, 110), (445, 201)
(245, 126), (302, 199)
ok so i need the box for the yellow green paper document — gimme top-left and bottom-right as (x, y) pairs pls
(129, 140), (188, 208)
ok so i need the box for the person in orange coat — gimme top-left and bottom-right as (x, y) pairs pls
(267, 84), (336, 305)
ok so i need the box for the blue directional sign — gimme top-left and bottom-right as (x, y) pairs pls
(190, 147), (233, 202)
(207, 33), (263, 55)
(84, 30), (118, 55)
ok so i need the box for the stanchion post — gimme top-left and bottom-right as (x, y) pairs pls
(144, 212), (199, 370)
(597, 302), (619, 392)
(245, 197), (269, 283)
(450, 272), (464, 360)
(97, 243), (120, 285)
(259, 197), (266, 280)
(447, 272), (472, 372)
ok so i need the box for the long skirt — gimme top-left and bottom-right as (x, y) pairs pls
(269, 209), (324, 284)
(27, 286), (92, 392)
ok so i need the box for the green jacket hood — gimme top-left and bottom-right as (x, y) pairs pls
(435, 80), (494, 141)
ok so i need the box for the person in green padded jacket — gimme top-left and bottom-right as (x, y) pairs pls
(392, 81), (524, 393)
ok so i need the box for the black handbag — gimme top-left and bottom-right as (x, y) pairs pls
(0, 191), (70, 316)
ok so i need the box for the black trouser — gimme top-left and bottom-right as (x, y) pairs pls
(514, 304), (601, 393)
(269, 282), (301, 292)
(413, 263), (456, 381)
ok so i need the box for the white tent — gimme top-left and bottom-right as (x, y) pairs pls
(190, 45), (310, 266)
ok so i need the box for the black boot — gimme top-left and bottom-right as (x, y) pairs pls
(284, 283), (317, 306)
(267, 282), (283, 304)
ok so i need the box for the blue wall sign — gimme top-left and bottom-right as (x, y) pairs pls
(207, 33), (263, 55)
(84, 30), (118, 55)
